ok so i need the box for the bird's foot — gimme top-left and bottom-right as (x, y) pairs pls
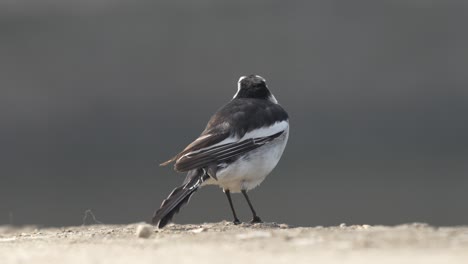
(233, 219), (241, 225)
(250, 216), (262, 223)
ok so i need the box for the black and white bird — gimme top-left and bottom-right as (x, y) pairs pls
(152, 75), (289, 228)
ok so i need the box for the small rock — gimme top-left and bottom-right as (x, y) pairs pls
(191, 228), (206, 233)
(279, 224), (289, 229)
(136, 224), (153, 238)
(409, 222), (431, 228)
(339, 223), (346, 228)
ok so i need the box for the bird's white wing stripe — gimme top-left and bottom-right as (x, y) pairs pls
(179, 136), (237, 160)
(192, 134), (212, 142)
(179, 120), (288, 161)
(240, 120), (289, 140)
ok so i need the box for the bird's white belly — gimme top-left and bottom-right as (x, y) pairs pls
(203, 127), (289, 193)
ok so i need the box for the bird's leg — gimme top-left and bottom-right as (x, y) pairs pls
(241, 190), (262, 223)
(224, 190), (241, 224)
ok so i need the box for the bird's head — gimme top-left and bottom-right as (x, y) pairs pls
(233, 75), (278, 103)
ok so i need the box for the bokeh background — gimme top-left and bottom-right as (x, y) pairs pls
(1, 0), (467, 227)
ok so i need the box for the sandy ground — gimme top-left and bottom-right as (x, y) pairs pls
(1, 222), (468, 264)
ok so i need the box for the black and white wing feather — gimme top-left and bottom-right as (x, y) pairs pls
(161, 98), (289, 173)
(174, 130), (284, 172)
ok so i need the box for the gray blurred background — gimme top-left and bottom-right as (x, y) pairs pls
(1, 0), (467, 227)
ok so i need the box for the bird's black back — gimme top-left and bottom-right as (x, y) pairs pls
(203, 98), (289, 138)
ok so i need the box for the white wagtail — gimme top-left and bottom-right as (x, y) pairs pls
(152, 75), (289, 228)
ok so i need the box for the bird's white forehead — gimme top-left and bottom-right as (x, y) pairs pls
(237, 75), (266, 83)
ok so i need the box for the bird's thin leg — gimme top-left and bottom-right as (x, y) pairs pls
(241, 190), (262, 223)
(224, 190), (241, 224)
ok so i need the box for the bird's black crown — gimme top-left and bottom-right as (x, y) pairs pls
(234, 75), (273, 100)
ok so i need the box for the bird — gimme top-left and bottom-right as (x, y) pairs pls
(152, 74), (289, 228)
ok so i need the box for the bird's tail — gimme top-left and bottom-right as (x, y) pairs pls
(152, 170), (209, 228)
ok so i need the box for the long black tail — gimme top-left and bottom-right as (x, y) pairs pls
(152, 171), (209, 228)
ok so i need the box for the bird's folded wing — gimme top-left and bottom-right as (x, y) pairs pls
(160, 133), (230, 166)
(174, 130), (284, 172)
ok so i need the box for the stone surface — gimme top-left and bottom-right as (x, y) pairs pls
(1, 222), (468, 264)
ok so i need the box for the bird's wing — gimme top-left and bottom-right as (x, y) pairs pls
(173, 130), (284, 172)
(160, 132), (230, 167)
(161, 98), (289, 171)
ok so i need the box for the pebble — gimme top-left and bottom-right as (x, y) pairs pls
(136, 224), (153, 238)
(191, 228), (206, 233)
